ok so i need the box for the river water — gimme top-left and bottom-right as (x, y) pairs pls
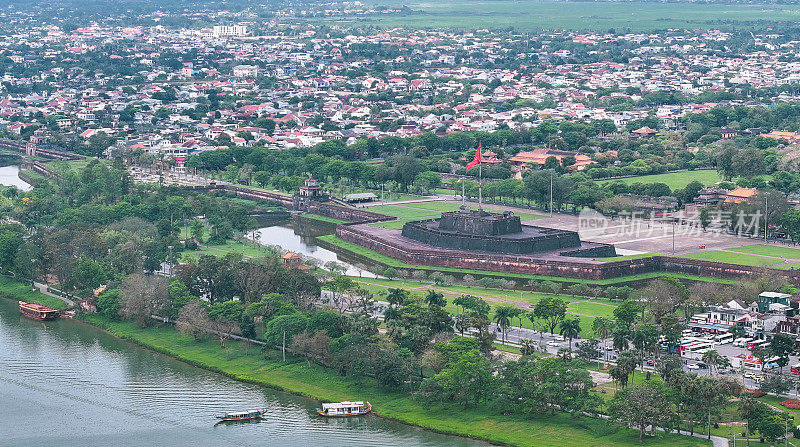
(0, 299), (483, 447)
(0, 164), (31, 191)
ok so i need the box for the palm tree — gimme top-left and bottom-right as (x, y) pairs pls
(592, 317), (615, 360)
(386, 288), (408, 307)
(701, 349), (721, 375)
(424, 290), (446, 307)
(494, 305), (514, 345)
(559, 317), (581, 349)
(520, 338), (536, 356)
(738, 396), (759, 447)
(612, 327), (630, 352)
(508, 306), (524, 334)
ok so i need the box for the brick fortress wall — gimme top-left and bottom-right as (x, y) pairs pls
(337, 224), (800, 283)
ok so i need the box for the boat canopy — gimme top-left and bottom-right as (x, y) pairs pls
(321, 401), (364, 410)
(223, 410), (261, 417)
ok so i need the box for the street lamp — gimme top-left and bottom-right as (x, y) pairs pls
(167, 245), (173, 275)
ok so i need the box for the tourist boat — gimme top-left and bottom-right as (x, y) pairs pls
(18, 301), (59, 321)
(316, 401), (371, 417)
(214, 409), (266, 422)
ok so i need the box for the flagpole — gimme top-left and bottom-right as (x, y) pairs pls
(461, 175), (465, 208)
(478, 152), (482, 210)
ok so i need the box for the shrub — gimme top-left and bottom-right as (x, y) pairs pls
(382, 267), (398, 280)
(781, 399), (800, 409)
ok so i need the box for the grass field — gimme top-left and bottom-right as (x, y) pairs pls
(597, 170), (722, 190)
(299, 213), (349, 224)
(80, 314), (709, 446)
(352, 276), (618, 335)
(677, 244), (800, 269)
(725, 244), (800, 259)
(311, 0), (800, 31)
(677, 250), (782, 267)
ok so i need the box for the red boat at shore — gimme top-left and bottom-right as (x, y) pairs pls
(18, 301), (59, 320)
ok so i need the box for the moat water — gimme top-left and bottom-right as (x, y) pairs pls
(0, 298), (485, 446)
(254, 218), (377, 277)
(0, 164), (31, 191)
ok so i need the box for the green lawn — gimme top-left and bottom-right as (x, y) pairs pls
(677, 250), (780, 267)
(0, 275), (71, 310)
(598, 253), (657, 263)
(80, 314), (709, 447)
(310, 0), (800, 31)
(319, 235), (738, 286)
(299, 213), (349, 224)
(353, 277), (619, 335)
(725, 244), (800, 259)
(597, 170), (722, 190)
(180, 239), (278, 262)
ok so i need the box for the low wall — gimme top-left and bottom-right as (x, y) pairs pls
(217, 185), (393, 224)
(306, 201), (392, 224)
(219, 185), (293, 206)
(337, 224), (800, 283)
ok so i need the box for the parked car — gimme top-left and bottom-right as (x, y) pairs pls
(687, 364), (700, 370)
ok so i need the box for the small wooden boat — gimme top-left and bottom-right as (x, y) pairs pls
(316, 401), (371, 417)
(214, 409), (266, 422)
(18, 301), (59, 321)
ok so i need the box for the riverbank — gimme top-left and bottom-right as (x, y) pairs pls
(0, 275), (70, 310)
(76, 313), (709, 447)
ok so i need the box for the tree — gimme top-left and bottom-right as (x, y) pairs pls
(613, 300), (642, 328)
(699, 208), (711, 231)
(769, 333), (795, 372)
(290, 330), (331, 367)
(263, 313), (309, 348)
(176, 300), (210, 340)
(608, 382), (675, 442)
(386, 287), (410, 307)
(413, 170), (442, 194)
(576, 338), (600, 362)
(738, 396), (760, 447)
(616, 350), (640, 387)
(701, 349), (727, 376)
(639, 277), (688, 324)
(208, 300), (244, 348)
(533, 296), (567, 334)
(96, 288), (121, 319)
(494, 305), (515, 345)
(382, 267), (398, 280)
(760, 374), (793, 395)
(424, 289), (446, 308)
(592, 317), (615, 360)
(432, 348), (495, 408)
(559, 317), (581, 349)
(119, 273), (170, 327)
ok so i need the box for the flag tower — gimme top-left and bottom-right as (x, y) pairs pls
(466, 143), (482, 209)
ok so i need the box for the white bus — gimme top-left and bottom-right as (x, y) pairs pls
(733, 337), (753, 348)
(714, 333), (734, 345)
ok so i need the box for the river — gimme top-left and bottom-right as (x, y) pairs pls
(0, 299), (484, 447)
(0, 164), (31, 191)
